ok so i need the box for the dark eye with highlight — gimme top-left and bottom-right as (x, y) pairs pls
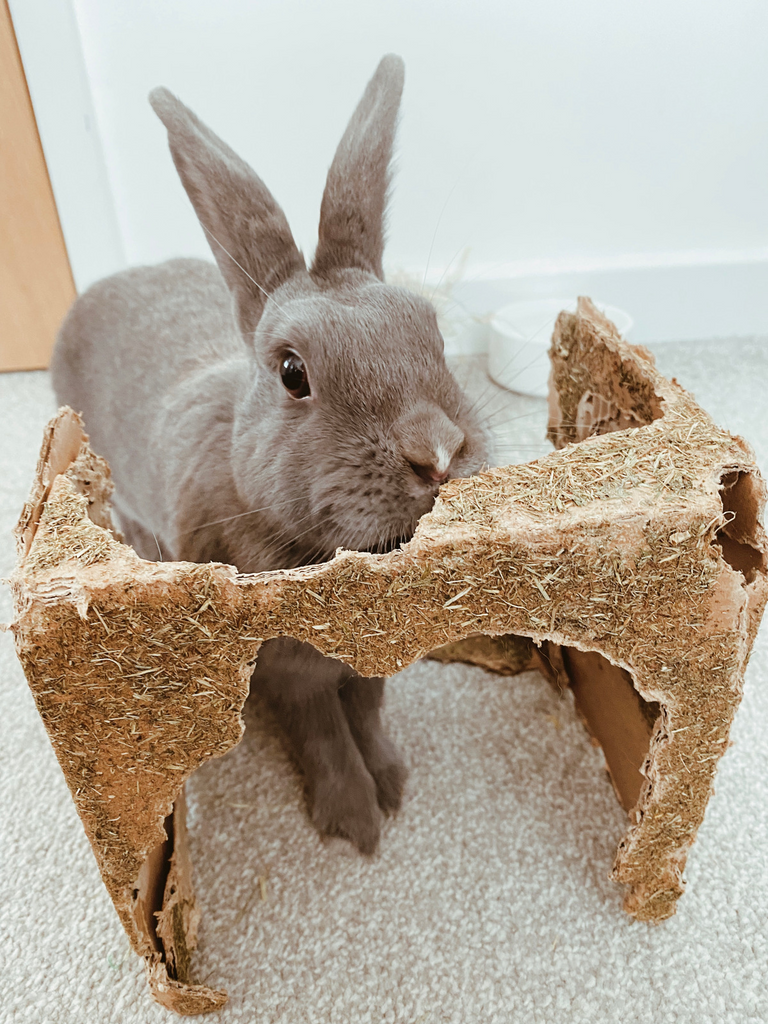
(280, 352), (310, 399)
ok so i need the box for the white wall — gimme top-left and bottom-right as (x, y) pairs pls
(12, 0), (768, 339)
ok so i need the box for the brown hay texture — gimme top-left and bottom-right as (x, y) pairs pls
(9, 298), (767, 1014)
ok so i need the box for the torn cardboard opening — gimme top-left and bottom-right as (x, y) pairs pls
(10, 298), (767, 1014)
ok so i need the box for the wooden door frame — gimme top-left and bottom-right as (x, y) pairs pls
(8, 0), (125, 294)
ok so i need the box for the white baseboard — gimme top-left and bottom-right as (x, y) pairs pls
(443, 256), (768, 355)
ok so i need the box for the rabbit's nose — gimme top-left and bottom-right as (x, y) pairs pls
(396, 402), (465, 485)
(409, 460), (451, 485)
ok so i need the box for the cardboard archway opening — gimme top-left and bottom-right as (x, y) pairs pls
(430, 634), (659, 814)
(11, 298), (768, 1014)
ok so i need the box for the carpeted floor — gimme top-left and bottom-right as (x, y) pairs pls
(2, 341), (767, 1023)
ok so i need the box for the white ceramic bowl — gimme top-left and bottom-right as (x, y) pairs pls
(487, 298), (634, 398)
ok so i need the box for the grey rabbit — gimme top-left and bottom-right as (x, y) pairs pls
(51, 54), (489, 854)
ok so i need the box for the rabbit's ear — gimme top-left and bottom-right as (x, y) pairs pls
(312, 55), (404, 281)
(150, 88), (305, 337)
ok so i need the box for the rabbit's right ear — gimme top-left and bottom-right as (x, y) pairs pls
(312, 55), (404, 281)
(149, 88), (305, 338)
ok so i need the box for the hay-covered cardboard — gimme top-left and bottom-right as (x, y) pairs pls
(9, 299), (767, 1014)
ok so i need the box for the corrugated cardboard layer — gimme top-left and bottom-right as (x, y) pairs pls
(10, 299), (767, 1013)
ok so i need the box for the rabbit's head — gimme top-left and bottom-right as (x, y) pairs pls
(150, 56), (488, 568)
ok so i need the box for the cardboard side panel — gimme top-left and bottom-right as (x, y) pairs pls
(561, 649), (658, 813)
(147, 791), (228, 1014)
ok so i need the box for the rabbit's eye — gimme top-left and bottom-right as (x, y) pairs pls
(280, 353), (310, 399)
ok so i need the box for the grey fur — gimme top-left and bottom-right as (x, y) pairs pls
(51, 55), (489, 854)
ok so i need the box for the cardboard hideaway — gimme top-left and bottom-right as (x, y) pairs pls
(9, 299), (767, 1014)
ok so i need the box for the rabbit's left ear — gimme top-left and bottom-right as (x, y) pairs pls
(312, 55), (404, 281)
(150, 88), (306, 338)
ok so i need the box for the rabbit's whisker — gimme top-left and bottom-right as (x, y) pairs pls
(429, 243), (470, 304)
(369, 522), (393, 555)
(180, 495), (304, 536)
(334, 515), (383, 555)
(464, 346), (534, 420)
(464, 313), (560, 422)
(267, 516), (317, 552)
(436, 255), (539, 311)
(491, 349), (551, 397)
(202, 225), (291, 318)
(421, 180), (462, 295)
(235, 510), (320, 572)
(491, 444), (554, 451)
(420, 145), (482, 294)
(263, 515), (326, 566)
(469, 389), (528, 423)
(485, 411), (575, 437)
(486, 408), (544, 424)
(351, 517), (408, 557)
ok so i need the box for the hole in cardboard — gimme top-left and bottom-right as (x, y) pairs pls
(575, 390), (650, 438)
(428, 633), (538, 676)
(716, 471), (766, 584)
(429, 633), (660, 815)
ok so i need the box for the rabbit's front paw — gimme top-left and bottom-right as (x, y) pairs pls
(337, 677), (408, 816)
(310, 763), (382, 855)
(370, 748), (408, 816)
(358, 734), (407, 816)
